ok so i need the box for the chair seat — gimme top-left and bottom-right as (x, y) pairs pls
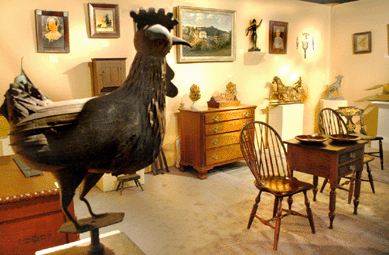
(364, 154), (375, 163)
(356, 134), (383, 141)
(255, 176), (313, 197)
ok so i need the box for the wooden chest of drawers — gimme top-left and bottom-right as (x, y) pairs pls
(179, 105), (256, 179)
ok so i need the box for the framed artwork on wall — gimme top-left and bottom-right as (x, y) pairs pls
(269, 20), (288, 54)
(176, 6), (236, 63)
(353, 31), (371, 54)
(88, 3), (120, 38)
(35, 10), (69, 53)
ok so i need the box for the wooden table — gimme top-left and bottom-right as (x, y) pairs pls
(0, 155), (78, 254)
(284, 139), (367, 229)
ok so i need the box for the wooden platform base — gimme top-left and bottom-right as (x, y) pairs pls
(35, 230), (145, 255)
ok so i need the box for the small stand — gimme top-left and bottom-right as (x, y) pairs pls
(268, 104), (304, 141)
(58, 213), (125, 255)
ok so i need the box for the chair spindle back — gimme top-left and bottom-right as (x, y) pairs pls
(318, 108), (348, 135)
(240, 121), (291, 183)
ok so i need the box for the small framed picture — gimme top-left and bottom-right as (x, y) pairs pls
(35, 10), (69, 53)
(88, 3), (120, 38)
(269, 20), (288, 54)
(353, 31), (371, 54)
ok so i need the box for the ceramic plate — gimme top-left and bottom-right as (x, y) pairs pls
(329, 134), (360, 143)
(295, 134), (327, 144)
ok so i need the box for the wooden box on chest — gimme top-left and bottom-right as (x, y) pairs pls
(179, 105), (256, 179)
(91, 58), (126, 96)
(0, 156), (78, 255)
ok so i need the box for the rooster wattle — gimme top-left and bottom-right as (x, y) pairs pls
(0, 8), (190, 231)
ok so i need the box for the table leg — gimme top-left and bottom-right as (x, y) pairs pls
(329, 179), (337, 229)
(312, 176), (318, 201)
(353, 162), (362, 215)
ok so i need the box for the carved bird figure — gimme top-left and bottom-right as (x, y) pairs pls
(0, 8), (190, 231)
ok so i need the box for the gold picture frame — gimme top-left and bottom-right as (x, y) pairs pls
(353, 31), (371, 54)
(387, 24), (389, 54)
(176, 6), (236, 63)
(35, 10), (70, 53)
(88, 3), (120, 38)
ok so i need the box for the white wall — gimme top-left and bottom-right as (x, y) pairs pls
(330, 0), (389, 135)
(1, 0), (386, 165)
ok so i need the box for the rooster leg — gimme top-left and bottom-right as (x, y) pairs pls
(79, 172), (104, 218)
(53, 167), (88, 230)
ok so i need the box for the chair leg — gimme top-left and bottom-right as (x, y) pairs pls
(366, 162), (375, 194)
(248, 191), (261, 229)
(287, 196), (293, 212)
(273, 197), (283, 250)
(303, 191), (315, 234)
(320, 178), (329, 193)
(378, 139), (384, 171)
(273, 197), (278, 218)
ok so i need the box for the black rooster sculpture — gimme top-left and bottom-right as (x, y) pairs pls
(0, 8), (190, 232)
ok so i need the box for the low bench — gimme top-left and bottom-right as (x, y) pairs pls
(116, 174), (143, 195)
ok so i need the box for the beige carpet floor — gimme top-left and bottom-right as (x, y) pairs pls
(75, 151), (389, 255)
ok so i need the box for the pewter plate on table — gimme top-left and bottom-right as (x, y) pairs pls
(329, 134), (360, 143)
(295, 134), (327, 144)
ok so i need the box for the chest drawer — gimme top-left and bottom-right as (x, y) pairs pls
(205, 131), (240, 149)
(205, 118), (253, 135)
(204, 108), (255, 123)
(206, 144), (243, 165)
(339, 149), (363, 164)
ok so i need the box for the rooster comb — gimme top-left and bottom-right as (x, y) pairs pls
(130, 8), (178, 32)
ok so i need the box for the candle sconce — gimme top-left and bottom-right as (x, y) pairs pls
(296, 33), (314, 59)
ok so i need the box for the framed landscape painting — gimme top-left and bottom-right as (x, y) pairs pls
(35, 10), (69, 53)
(88, 3), (120, 38)
(176, 6), (236, 63)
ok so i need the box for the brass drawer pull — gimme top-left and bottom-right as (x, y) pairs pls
(350, 165), (356, 171)
(212, 126), (219, 132)
(350, 152), (356, 159)
(212, 139), (219, 145)
(212, 116), (219, 121)
(244, 112), (249, 117)
(213, 154), (219, 160)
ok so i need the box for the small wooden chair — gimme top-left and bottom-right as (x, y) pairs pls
(240, 121), (315, 250)
(318, 108), (376, 203)
(336, 106), (384, 171)
(116, 174), (143, 195)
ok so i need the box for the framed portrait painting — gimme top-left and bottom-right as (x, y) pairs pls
(269, 21), (288, 54)
(176, 6), (236, 63)
(35, 10), (69, 53)
(88, 3), (120, 38)
(353, 31), (371, 54)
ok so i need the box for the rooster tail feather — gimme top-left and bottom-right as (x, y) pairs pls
(1, 60), (52, 125)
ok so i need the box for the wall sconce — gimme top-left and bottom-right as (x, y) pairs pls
(296, 33), (314, 59)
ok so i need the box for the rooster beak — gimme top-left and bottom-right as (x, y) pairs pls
(172, 36), (192, 48)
